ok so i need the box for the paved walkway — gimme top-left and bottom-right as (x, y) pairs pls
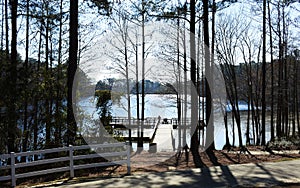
(38, 159), (300, 188)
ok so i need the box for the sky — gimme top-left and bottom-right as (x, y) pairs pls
(80, 0), (300, 84)
(1, 0), (300, 83)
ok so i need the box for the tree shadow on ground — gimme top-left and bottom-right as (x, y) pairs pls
(220, 151), (239, 164)
(48, 166), (296, 188)
(38, 151), (300, 188)
(205, 148), (221, 166)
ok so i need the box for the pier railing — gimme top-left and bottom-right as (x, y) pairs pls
(110, 117), (158, 128)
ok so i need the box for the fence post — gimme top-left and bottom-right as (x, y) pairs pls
(69, 145), (74, 179)
(10, 152), (16, 187)
(126, 142), (131, 175)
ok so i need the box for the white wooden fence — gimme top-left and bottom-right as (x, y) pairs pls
(0, 142), (131, 187)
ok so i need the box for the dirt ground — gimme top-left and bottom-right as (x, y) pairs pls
(116, 146), (300, 174)
(66, 146), (300, 176)
(15, 147), (300, 187)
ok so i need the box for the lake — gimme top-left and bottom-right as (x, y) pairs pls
(78, 94), (272, 150)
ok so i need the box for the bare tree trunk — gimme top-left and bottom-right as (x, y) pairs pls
(231, 105), (235, 146)
(292, 55), (296, 137)
(8, 0), (18, 153)
(296, 55), (300, 137)
(255, 45), (261, 145)
(261, 0), (267, 145)
(123, 24), (132, 147)
(22, 0), (30, 154)
(246, 83), (250, 145)
(282, 5), (289, 137)
(0, 1), (4, 146)
(246, 60), (251, 145)
(224, 111), (230, 148)
(220, 65), (232, 149)
(135, 32), (140, 148)
(293, 51), (300, 136)
(183, 6), (187, 148)
(239, 34), (253, 145)
(250, 60), (256, 144)
(67, 0), (78, 146)
(230, 63), (243, 147)
(205, 0), (216, 150)
(33, 8), (44, 150)
(276, 1), (283, 138)
(49, 30), (54, 147)
(190, 0), (203, 167)
(268, 0), (275, 141)
(1, 0), (4, 49)
(45, 3), (51, 148)
(177, 10), (182, 149)
(55, 0), (64, 146)
(139, 0), (145, 150)
(197, 16), (201, 145)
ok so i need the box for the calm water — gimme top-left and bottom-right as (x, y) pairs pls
(79, 94), (272, 150)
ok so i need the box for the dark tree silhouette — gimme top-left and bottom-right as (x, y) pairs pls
(7, 0), (18, 153)
(190, 0), (203, 168)
(67, 0), (78, 146)
(261, 0), (267, 146)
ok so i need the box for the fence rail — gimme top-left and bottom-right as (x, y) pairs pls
(0, 142), (131, 187)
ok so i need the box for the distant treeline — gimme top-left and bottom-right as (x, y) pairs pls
(96, 78), (179, 94)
